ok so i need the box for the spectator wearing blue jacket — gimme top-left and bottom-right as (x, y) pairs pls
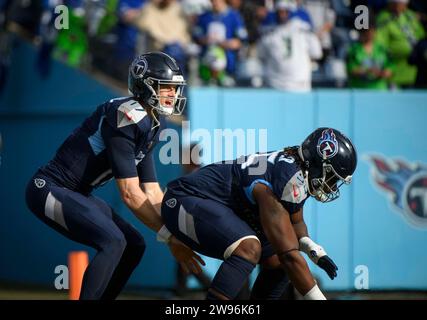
(112, 0), (146, 82)
(193, 0), (247, 81)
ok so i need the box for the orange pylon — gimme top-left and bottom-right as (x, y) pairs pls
(68, 251), (89, 300)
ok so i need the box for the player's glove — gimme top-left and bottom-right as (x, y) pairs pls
(317, 255), (338, 280)
(299, 236), (338, 280)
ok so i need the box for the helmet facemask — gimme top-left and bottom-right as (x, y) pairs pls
(306, 162), (352, 203)
(144, 77), (187, 116)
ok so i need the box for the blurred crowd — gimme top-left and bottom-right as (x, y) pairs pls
(1, 0), (427, 92)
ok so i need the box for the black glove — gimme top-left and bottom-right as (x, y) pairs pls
(317, 256), (338, 280)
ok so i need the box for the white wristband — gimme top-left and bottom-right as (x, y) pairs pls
(156, 225), (172, 244)
(299, 236), (327, 264)
(303, 284), (327, 300)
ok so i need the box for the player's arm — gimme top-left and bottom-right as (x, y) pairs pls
(124, 173), (167, 235)
(103, 122), (205, 273)
(116, 177), (163, 232)
(102, 123), (163, 232)
(141, 182), (163, 216)
(253, 183), (326, 300)
(290, 208), (309, 239)
(137, 151), (164, 217)
(291, 208), (338, 280)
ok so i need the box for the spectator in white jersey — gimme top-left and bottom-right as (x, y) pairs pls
(257, 0), (322, 92)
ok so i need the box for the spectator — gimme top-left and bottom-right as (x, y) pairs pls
(227, 0), (266, 44)
(181, 0), (211, 25)
(347, 25), (392, 89)
(193, 0), (248, 86)
(290, 0), (313, 28)
(257, 0), (322, 92)
(409, 19), (427, 88)
(53, 2), (89, 67)
(5, 0), (43, 38)
(259, 3), (278, 35)
(110, 0), (146, 82)
(304, 0), (336, 63)
(376, 0), (425, 88)
(134, 0), (192, 73)
(261, 1), (313, 35)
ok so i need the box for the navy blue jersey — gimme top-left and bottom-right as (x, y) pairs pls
(167, 150), (309, 229)
(39, 97), (163, 194)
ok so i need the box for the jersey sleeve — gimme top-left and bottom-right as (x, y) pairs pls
(101, 119), (138, 179)
(137, 150), (158, 183)
(237, 154), (275, 206)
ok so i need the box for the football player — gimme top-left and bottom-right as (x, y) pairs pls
(161, 127), (357, 300)
(25, 52), (205, 300)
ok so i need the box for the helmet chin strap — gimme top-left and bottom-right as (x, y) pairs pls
(145, 106), (160, 130)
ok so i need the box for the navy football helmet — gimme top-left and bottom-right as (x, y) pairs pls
(298, 128), (357, 202)
(128, 52), (186, 116)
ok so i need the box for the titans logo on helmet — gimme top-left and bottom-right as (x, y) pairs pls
(131, 57), (148, 79)
(368, 155), (427, 229)
(317, 128), (338, 159)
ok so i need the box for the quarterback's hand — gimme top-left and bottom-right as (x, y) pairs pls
(317, 255), (338, 280)
(168, 236), (206, 274)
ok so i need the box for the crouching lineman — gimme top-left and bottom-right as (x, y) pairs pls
(161, 127), (357, 300)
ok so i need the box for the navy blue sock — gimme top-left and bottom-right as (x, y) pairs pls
(207, 255), (256, 300)
(250, 267), (290, 300)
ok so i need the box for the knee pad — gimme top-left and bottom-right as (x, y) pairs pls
(224, 235), (261, 261)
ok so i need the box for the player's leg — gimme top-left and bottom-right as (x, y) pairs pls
(25, 176), (128, 299)
(250, 243), (292, 300)
(90, 196), (146, 300)
(162, 192), (260, 300)
(206, 237), (260, 300)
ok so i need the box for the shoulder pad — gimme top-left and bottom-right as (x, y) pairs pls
(281, 170), (308, 204)
(116, 98), (147, 128)
(105, 97), (148, 128)
(272, 155), (308, 204)
(102, 97), (150, 139)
